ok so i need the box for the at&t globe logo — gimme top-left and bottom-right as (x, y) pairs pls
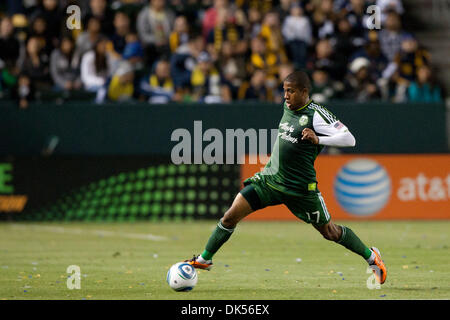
(334, 158), (391, 216)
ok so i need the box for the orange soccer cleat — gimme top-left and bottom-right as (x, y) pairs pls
(184, 255), (213, 271)
(370, 247), (387, 285)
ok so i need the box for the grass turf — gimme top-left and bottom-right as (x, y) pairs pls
(0, 220), (448, 300)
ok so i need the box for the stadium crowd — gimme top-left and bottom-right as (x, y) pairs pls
(0, 0), (444, 107)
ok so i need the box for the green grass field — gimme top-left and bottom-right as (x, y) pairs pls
(0, 220), (448, 300)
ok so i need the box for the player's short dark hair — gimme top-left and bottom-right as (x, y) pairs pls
(284, 71), (312, 92)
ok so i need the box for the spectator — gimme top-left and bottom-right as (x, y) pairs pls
(310, 68), (336, 103)
(137, 0), (175, 67)
(238, 69), (272, 101)
(350, 31), (391, 99)
(391, 34), (430, 102)
(84, 0), (115, 36)
(332, 17), (360, 58)
(122, 32), (145, 69)
(6, 11), (28, 40)
(220, 70), (237, 103)
(407, 65), (442, 103)
(344, 57), (381, 102)
(218, 40), (247, 102)
(393, 34), (430, 83)
(74, 16), (103, 61)
(50, 36), (82, 91)
(0, 63), (19, 99)
(331, 17), (361, 79)
(170, 33), (205, 90)
(378, 10), (408, 62)
(117, 31), (144, 98)
(29, 0), (62, 50)
(236, 0), (273, 16)
(28, 15), (53, 56)
(247, 35), (280, 80)
(275, 0), (293, 23)
(320, 0), (336, 17)
(110, 11), (131, 57)
(169, 15), (190, 53)
(12, 73), (34, 109)
(5, 0), (27, 15)
(282, 2), (312, 69)
(350, 31), (389, 81)
(107, 60), (135, 102)
(190, 51), (223, 103)
(376, 0), (404, 25)
(168, 0), (203, 24)
(259, 11), (288, 66)
(0, 16), (21, 72)
(247, 6), (263, 38)
(233, 5), (250, 34)
(139, 59), (174, 103)
(19, 36), (51, 90)
(309, 0), (336, 40)
(206, 8), (247, 62)
(307, 38), (344, 81)
(273, 62), (294, 104)
(80, 38), (118, 92)
(202, 0), (230, 39)
(334, 0), (351, 13)
(345, 0), (370, 39)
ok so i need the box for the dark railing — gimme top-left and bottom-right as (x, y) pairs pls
(1, 100), (447, 155)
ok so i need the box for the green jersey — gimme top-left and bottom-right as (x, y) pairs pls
(259, 99), (340, 195)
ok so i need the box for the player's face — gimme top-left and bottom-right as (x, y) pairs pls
(283, 81), (308, 110)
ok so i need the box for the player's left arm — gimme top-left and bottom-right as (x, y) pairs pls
(302, 111), (356, 147)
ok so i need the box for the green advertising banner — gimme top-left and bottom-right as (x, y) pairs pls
(0, 157), (240, 222)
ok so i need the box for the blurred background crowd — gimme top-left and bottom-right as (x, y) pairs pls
(0, 0), (445, 107)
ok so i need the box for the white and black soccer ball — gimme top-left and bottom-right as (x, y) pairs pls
(166, 262), (198, 291)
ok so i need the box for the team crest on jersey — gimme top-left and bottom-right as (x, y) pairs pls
(299, 115), (309, 126)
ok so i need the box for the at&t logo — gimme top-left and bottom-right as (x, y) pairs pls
(334, 158), (391, 216)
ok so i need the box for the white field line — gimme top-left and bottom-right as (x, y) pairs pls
(9, 224), (168, 241)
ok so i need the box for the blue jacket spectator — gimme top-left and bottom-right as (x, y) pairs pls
(170, 34), (205, 90)
(350, 31), (389, 80)
(139, 59), (174, 103)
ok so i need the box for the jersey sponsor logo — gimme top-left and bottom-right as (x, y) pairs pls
(278, 122), (298, 144)
(278, 131), (298, 144)
(299, 115), (308, 126)
(279, 122), (294, 133)
(334, 158), (391, 216)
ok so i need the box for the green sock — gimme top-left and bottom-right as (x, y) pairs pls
(337, 226), (372, 260)
(201, 220), (235, 261)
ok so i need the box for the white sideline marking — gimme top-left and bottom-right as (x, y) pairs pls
(9, 224), (168, 241)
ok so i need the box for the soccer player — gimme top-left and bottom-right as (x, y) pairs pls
(185, 71), (387, 285)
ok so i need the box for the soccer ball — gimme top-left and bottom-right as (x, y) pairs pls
(166, 262), (198, 291)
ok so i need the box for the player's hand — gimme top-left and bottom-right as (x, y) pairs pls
(301, 128), (319, 144)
